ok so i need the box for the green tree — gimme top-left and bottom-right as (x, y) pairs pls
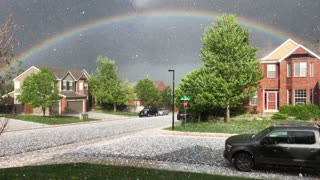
(17, 68), (60, 116)
(134, 78), (161, 107)
(88, 56), (127, 112)
(122, 79), (136, 104)
(176, 68), (210, 122)
(160, 86), (172, 107)
(200, 14), (263, 123)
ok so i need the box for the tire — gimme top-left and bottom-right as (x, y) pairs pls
(233, 153), (254, 172)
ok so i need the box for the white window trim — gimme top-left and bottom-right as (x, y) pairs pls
(267, 64), (276, 78)
(287, 63), (291, 77)
(310, 62), (314, 77)
(294, 62), (307, 77)
(250, 92), (258, 106)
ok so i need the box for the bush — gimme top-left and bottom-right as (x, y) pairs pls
(94, 105), (103, 110)
(271, 113), (288, 120)
(280, 104), (319, 120)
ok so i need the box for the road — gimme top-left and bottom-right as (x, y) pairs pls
(0, 113), (318, 180)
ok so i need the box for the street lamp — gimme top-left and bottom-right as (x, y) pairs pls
(168, 69), (175, 130)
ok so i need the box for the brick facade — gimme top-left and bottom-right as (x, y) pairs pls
(251, 40), (320, 113)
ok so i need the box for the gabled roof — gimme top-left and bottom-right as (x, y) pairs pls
(12, 66), (40, 81)
(261, 39), (320, 63)
(49, 68), (89, 80)
(262, 39), (299, 61)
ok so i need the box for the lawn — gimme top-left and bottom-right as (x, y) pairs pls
(171, 119), (307, 134)
(6, 115), (97, 125)
(0, 163), (256, 180)
(101, 110), (138, 117)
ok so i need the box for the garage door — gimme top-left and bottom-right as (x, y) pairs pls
(66, 101), (83, 114)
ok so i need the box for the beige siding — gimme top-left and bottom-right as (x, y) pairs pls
(265, 41), (298, 61)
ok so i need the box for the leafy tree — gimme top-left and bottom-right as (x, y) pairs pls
(134, 78), (161, 107)
(176, 68), (210, 122)
(17, 68), (60, 116)
(88, 56), (127, 112)
(200, 14), (263, 123)
(160, 86), (172, 107)
(122, 79), (136, 104)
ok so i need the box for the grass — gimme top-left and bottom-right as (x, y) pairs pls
(0, 163), (256, 180)
(170, 119), (307, 134)
(100, 110), (138, 117)
(6, 114), (97, 125)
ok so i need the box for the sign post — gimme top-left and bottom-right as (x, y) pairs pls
(180, 96), (190, 129)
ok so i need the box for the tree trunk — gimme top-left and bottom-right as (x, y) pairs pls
(198, 112), (201, 123)
(225, 105), (230, 123)
(114, 103), (117, 112)
(42, 107), (46, 116)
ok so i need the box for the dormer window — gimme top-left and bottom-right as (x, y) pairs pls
(62, 80), (74, 91)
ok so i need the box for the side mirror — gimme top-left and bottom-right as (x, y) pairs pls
(261, 137), (272, 145)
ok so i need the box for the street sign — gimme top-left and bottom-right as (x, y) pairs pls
(180, 96), (190, 101)
(183, 100), (188, 109)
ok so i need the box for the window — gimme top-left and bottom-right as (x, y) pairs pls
(267, 64), (276, 78)
(287, 62), (291, 77)
(62, 80), (74, 91)
(62, 80), (67, 90)
(84, 83), (88, 90)
(14, 81), (20, 89)
(310, 62), (314, 77)
(288, 131), (315, 144)
(250, 92), (258, 106)
(295, 89), (306, 104)
(294, 62), (307, 77)
(79, 82), (83, 90)
(287, 90), (292, 105)
(266, 131), (288, 144)
(310, 89), (314, 104)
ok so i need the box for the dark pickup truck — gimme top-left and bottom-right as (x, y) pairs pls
(224, 124), (320, 172)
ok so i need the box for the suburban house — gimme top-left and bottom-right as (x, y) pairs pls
(250, 39), (320, 113)
(11, 66), (92, 115)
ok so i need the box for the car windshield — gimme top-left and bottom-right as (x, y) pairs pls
(253, 127), (272, 140)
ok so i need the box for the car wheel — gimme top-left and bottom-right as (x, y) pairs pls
(147, 114), (151, 117)
(233, 153), (253, 172)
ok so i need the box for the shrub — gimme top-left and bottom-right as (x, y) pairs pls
(94, 105), (103, 110)
(280, 104), (319, 120)
(271, 113), (288, 120)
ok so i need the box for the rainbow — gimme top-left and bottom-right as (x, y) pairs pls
(1, 9), (301, 75)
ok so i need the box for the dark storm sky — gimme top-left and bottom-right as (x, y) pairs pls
(1, 0), (320, 84)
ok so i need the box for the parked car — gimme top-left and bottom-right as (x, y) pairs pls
(177, 110), (192, 121)
(223, 123), (320, 172)
(139, 108), (158, 117)
(158, 108), (169, 116)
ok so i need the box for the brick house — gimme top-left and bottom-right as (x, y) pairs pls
(12, 66), (92, 115)
(249, 39), (320, 113)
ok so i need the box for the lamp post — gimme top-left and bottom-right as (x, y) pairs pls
(168, 69), (175, 130)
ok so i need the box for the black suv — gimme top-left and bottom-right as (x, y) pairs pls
(224, 124), (320, 172)
(139, 108), (158, 117)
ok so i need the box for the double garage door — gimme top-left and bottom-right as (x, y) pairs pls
(66, 101), (83, 114)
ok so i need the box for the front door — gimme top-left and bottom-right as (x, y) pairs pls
(265, 91), (278, 111)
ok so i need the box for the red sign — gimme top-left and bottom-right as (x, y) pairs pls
(183, 100), (188, 109)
